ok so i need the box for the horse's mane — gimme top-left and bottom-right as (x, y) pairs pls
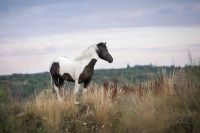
(74, 45), (97, 61)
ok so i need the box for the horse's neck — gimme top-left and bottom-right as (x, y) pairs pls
(74, 46), (99, 66)
(75, 45), (98, 60)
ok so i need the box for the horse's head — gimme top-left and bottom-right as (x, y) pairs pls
(96, 42), (113, 63)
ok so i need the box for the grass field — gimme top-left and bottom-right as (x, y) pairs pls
(0, 65), (200, 133)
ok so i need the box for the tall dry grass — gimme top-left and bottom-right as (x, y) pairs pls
(25, 89), (76, 132)
(2, 66), (199, 133)
(24, 86), (118, 132)
(22, 72), (176, 132)
(83, 87), (116, 126)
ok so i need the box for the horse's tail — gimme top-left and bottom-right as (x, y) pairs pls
(49, 72), (53, 86)
(51, 75), (64, 87)
(49, 73), (55, 93)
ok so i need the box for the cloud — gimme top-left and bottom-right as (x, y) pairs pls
(188, 43), (200, 48)
(0, 0), (200, 74)
(0, 26), (200, 74)
(0, 0), (200, 39)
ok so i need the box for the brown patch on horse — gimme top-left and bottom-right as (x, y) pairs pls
(78, 58), (97, 87)
(62, 73), (75, 82)
(50, 62), (60, 75)
(50, 62), (64, 88)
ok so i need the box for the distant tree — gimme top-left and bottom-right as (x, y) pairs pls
(127, 63), (131, 69)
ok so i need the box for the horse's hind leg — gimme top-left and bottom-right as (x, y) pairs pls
(51, 75), (63, 102)
(50, 62), (63, 102)
(54, 85), (63, 102)
(52, 84), (55, 93)
(50, 75), (55, 93)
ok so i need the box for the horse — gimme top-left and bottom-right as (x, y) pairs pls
(49, 42), (113, 102)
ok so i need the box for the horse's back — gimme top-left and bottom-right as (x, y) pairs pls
(53, 56), (72, 63)
(50, 56), (77, 78)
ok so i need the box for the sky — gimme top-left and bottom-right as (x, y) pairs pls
(0, 0), (200, 75)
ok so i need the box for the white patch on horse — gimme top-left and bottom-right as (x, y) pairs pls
(74, 45), (99, 61)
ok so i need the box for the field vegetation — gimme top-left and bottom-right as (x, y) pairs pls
(0, 58), (200, 133)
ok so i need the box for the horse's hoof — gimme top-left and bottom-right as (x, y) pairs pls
(58, 98), (63, 102)
(74, 101), (80, 105)
(83, 89), (88, 94)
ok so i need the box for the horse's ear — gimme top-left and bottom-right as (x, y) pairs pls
(97, 42), (106, 47)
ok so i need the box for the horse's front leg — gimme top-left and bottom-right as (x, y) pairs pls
(74, 80), (81, 104)
(74, 80), (80, 95)
(83, 81), (90, 94)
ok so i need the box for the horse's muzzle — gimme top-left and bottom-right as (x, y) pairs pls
(108, 57), (113, 63)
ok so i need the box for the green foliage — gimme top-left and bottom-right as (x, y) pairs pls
(0, 101), (45, 133)
(0, 88), (9, 102)
(0, 72), (50, 99)
(93, 65), (177, 85)
(0, 66), (179, 99)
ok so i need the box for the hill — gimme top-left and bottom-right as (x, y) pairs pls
(0, 65), (178, 99)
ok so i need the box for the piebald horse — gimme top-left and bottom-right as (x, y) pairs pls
(50, 42), (113, 102)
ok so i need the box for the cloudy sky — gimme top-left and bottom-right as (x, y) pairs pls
(0, 0), (200, 75)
